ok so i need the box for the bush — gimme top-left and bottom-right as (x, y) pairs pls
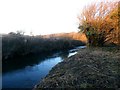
(2, 33), (85, 60)
(78, 1), (119, 46)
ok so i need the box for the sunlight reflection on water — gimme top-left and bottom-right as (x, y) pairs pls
(2, 46), (85, 88)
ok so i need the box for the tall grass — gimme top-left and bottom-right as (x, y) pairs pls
(2, 32), (85, 60)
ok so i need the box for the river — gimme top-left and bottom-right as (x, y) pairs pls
(2, 46), (86, 89)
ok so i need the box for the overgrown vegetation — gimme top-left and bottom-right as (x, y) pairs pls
(78, 0), (119, 46)
(35, 47), (120, 89)
(43, 32), (87, 43)
(33, 1), (120, 89)
(2, 32), (85, 60)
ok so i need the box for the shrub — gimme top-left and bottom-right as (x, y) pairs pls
(78, 0), (119, 46)
(2, 33), (85, 60)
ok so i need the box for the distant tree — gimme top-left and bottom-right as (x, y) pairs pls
(8, 32), (16, 35)
(78, 1), (119, 46)
(16, 30), (25, 35)
(30, 31), (34, 36)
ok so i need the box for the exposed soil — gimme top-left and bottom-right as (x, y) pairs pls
(34, 47), (120, 89)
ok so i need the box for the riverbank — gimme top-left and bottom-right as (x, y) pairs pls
(2, 32), (86, 60)
(34, 47), (120, 89)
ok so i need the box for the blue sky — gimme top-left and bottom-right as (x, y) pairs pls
(0, 0), (98, 35)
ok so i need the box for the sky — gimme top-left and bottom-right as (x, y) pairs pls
(0, 0), (96, 35)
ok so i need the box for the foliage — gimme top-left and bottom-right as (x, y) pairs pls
(78, 1), (119, 46)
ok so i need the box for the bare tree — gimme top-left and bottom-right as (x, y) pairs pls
(78, 0), (119, 46)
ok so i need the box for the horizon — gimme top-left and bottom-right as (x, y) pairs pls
(0, 0), (102, 35)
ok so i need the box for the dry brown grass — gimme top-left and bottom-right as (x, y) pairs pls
(43, 32), (87, 43)
(35, 47), (120, 89)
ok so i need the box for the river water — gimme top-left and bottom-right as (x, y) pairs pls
(2, 46), (86, 89)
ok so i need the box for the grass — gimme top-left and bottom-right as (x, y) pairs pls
(35, 47), (120, 89)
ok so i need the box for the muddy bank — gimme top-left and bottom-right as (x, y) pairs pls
(34, 47), (120, 89)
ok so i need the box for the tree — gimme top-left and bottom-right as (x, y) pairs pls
(78, 0), (119, 46)
(16, 30), (25, 35)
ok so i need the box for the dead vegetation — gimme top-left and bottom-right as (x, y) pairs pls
(78, 0), (120, 46)
(2, 32), (86, 60)
(43, 32), (87, 43)
(34, 47), (120, 89)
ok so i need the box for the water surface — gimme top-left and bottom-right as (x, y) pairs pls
(2, 46), (86, 89)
